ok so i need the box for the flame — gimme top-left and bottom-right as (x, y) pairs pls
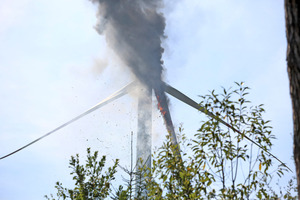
(156, 95), (166, 116)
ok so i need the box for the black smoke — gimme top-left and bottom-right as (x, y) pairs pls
(90, 0), (165, 89)
(90, 0), (178, 147)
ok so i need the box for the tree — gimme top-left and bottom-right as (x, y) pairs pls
(284, 0), (300, 198)
(144, 82), (295, 199)
(44, 148), (119, 200)
(46, 83), (297, 199)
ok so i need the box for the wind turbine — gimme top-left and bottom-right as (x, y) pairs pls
(0, 0), (291, 190)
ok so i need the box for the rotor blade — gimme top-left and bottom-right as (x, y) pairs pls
(164, 83), (292, 172)
(0, 81), (135, 160)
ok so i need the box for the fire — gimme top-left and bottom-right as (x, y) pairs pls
(156, 95), (166, 116)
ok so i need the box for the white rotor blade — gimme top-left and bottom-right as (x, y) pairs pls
(0, 81), (135, 160)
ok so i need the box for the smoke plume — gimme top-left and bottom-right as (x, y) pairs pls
(90, 0), (179, 148)
(90, 0), (165, 89)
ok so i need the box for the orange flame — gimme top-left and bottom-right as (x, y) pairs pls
(157, 95), (166, 116)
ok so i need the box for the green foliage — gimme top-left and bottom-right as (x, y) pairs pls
(144, 135), (216, 199)
(191, 82), (283, 199)
(45, 148), (118, 200)
(46, 82), (297, 199)
(139, 82), (296, 199)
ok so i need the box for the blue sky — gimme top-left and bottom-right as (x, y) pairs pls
(0, 0), (294, 199)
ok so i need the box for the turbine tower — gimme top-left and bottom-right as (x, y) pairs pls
(136, 84), (152, 170)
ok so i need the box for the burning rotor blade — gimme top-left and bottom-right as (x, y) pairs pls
(0, 81), (136, 160)
(154, 88), (183, 162)
(164, 82), (291, 172)
(154, 89), (178, 145)
(154, 89), (178, 146)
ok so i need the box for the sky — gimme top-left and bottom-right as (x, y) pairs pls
(0, 0), (294, 199)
